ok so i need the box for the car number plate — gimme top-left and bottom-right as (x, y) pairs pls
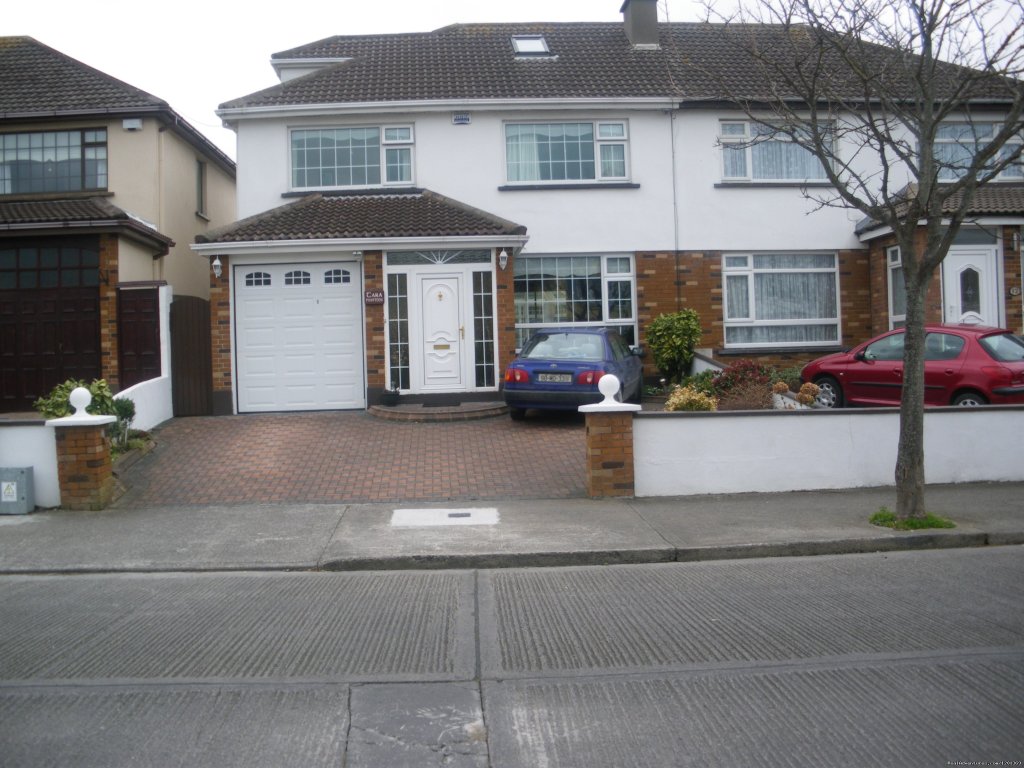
(537, 373), (572, 383)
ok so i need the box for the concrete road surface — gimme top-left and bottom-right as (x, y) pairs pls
(1, 548), (1022, 767)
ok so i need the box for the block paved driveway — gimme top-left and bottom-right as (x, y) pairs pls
(117, 411), (586, 506)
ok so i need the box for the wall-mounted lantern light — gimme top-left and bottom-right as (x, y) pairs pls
(498, 249), (509, 270)
(211, 256), (222, 278)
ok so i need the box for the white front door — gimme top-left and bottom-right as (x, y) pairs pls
(942, 248), (1000, 326)
(419, 274), (464, 389)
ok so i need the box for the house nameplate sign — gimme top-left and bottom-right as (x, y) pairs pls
(364, 290), (385, 305)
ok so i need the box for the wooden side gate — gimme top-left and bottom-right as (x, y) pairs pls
(170, 296), (212, 416)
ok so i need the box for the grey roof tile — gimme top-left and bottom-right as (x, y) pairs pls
(0, 196), (174, 248)
(0, 36), (167, 117)
(220, 22), (1015, 110)
(195, 189), (527, 244)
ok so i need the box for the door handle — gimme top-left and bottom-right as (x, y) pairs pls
(459, 325), (464, 340)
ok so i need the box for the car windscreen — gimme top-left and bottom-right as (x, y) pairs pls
(979, 333), (1024, 362)
(522, 333), (605, 361)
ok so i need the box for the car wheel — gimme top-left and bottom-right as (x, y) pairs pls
(952, 391), (987, 406)
(814, 376), (844, 408)
(509, 407), (526, 421)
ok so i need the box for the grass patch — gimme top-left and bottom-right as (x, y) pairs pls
(870, 507), (956, 531)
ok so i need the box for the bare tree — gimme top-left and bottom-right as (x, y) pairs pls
(681, 0), (1024, 518)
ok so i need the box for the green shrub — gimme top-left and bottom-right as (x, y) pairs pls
(33, 379), (116, 419)
(665, 384), (718, 412)
(771, 364), (804, 392)
(645, 310), (702, 384)
(110, 397), (137, 449)
(682, 368), (718, 396)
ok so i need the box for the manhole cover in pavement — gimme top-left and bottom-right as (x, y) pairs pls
(390, 508), (500, 527)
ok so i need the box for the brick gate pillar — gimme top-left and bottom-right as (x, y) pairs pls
(46, 388), (117, 511)
(579, 376), (641, 498)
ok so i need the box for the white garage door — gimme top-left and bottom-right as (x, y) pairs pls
(234, 262), (365, 412)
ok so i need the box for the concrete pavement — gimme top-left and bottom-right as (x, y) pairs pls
(0, 482), (1021, 574)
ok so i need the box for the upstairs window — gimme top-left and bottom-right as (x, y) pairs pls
(720, 121), (830, 182)
(0, 129), (107, 194)
(505, 122), (629, 184)
(291, 126), (413, 189)
(934, 122), (1023, 181)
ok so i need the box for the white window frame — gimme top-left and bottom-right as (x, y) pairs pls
(722, 252), (841, 348)
(934, 121), (1023, 182)
(290, 124), (414, 191)
(504, 120), (630, 185)
(887, 246), (906, 329)
(511, 35), (550, 55)
(719, 120), (831, 183)
(513, 253), (637, 348)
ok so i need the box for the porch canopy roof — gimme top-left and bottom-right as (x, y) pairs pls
(192, 189), (528, 254)
(0, 196), (174, 255)
(857, 183), (1024, 240)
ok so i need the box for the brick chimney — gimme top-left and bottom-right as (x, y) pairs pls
(621, 0), (660, 48)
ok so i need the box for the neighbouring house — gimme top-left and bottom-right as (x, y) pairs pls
(193, 0), (1024, 415)
(0, 37), (236, 415)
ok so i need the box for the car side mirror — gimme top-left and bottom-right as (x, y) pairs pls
(630, 345), (645, 357)
(854, 350), (867, 362)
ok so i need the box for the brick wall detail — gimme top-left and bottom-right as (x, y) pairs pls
(54, 425), (116, 510)
(99, 234), (120, 390)
(210, 255), (232, 394)
(585, 411), (635, 497)
(364, 251), (386, 391)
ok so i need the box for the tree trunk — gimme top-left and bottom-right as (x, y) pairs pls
(895, 268), (930, 519)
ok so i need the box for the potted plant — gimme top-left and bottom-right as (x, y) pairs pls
(380, 386), (401, 406)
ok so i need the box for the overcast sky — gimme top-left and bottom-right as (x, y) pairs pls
(6, 0), (704, 160)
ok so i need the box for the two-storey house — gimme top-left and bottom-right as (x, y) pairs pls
(194, 0), (1023, 415)
(0, 37), (236, 413)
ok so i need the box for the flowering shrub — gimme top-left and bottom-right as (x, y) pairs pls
(712, 359), (774, 396)
(796, 382), (821, 406)
(772, 381), (790, 394)
(664, 384), (718, 412)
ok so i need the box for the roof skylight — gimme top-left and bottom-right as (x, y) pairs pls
(511, 35), (550, 56)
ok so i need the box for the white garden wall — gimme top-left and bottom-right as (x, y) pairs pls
(0, 423), (59, 508)
(634, 407), (1024, 497)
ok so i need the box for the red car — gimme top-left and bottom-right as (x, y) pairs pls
(801, 324), (1024, 407)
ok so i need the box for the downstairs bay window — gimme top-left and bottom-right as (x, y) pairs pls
(723, 253), (840, 347)
(514, 255), (636, 348)
(887, 246), (906, 329)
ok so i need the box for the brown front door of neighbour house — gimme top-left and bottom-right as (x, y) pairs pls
(0, 239), (102, 412)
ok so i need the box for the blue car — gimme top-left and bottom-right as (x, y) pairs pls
(503, 327), (644, 420)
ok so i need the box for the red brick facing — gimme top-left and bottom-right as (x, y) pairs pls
(585, 411), (635, 497)
(99, 235), (120, 390)
(363, 251), (386, 391)
(209, 254), (233, 394)
(54, 425), (116, 510)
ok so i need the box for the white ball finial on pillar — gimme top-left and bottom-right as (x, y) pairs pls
(598, 374), (621, 405)
(69, 387), (92, 416)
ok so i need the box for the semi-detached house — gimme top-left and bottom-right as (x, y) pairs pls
(194, 0), (1024, 415)
(0, 37), (236, 415)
